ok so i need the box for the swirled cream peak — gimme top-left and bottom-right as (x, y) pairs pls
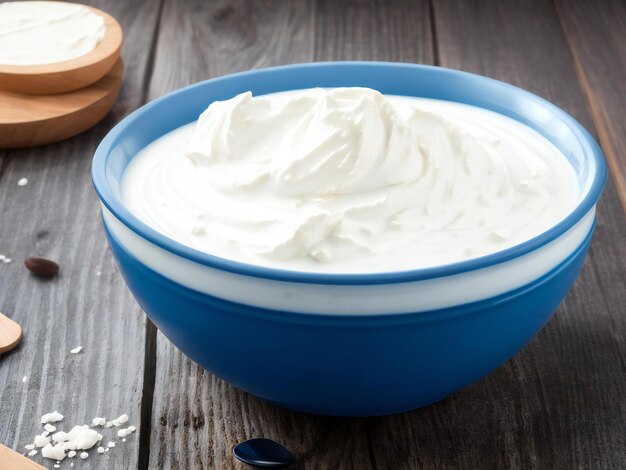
(0, 1), (105, 66)
(185, 89), (425, 197)
(121, 88), (578, 273)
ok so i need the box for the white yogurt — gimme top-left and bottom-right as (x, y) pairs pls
(121, 88), (579, 273)
(0, 1), (105, 66)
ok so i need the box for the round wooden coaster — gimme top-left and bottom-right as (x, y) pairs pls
(0, 3), (123, 95)
(0, 59), (124, 149)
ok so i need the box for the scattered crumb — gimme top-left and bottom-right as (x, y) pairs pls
(96, 270), (102, 276)
(54, 465), (60, 469)
(2, 258), (11, 264)
(70, 346), (83, 354)
(17, 177), (28, 186)
(41, 442), (65, 460)
(55, 425), (102, 449)
(22, 376), (28, 383)
(0, 254), (4, 260)
(34, 434), (50, 447)
(41, 411), (64, 424)
(51, 431), (68, 443)
(116, 425), (136, 438)
(92, 417), (106, 427)
(71, 463), (74, 468)
(105, 414), (129, 428)
(27, 413), (133, 464)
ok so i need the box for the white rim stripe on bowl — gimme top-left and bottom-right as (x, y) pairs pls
(103, 206), (595, 315)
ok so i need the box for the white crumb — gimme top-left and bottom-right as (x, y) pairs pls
(51, 431), (68, 443)
(41, 442), (65, 460)
(22, 376), (27, 383)
(122, 438), (126, 442)
(107, 441), (115, 448)
(61, 425), (102, 449)
(97, 446), (104, 454)
(34, 434), (50, 447)
(106, 414), (129, 427)
(25, 444), (35, 450)
(92, 417), (106, 426)
(41, 431), (50, 437)
(2, 258), (11, 263)
(41, 411), (64, 424)
(28, 449), (37, 457)
(70, 346), (83, 354)
(17, 177), (28, 186)
(0, 254), (5, 260)
(80, 451), (88, 459)
(68, 450), (77, 458)
(54, 465), (60, 469)
(44, 424), (56, 432)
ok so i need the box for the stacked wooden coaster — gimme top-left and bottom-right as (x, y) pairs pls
(0, 3), (124, 148)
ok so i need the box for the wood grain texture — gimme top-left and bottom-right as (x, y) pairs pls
(556, 0), (626, 215)
(0, 1), (161, 469)
(431, 0), (626, 467)
(0, 5), (123, 95)
(148, 0), (316, 101)
(1, 1), (625, 469)
(0, 59), (124, 148)
(0, 443), (46, 470)
(313, 0), (433, 62)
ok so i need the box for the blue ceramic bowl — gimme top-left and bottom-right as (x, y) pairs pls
(93, 62), (606, 416)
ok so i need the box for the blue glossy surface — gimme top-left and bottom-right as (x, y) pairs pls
(93, 62), (606, 285)
(105, 221), (593, 416)
(232, 438), (295, 468)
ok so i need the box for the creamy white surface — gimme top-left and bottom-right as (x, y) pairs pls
(121, 88), (579, 273)
(0, 1), (105, 66)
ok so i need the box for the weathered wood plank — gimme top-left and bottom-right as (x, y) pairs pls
(148, 0), (316, 101)
(0, 1), (163, 469)
(555, 0), (626, 215)
(146, 1), (435, 469)
(426, 0), (626, 468)
(313, 0), (433, 62)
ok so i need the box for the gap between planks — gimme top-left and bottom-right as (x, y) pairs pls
(135, 0), (166, 468)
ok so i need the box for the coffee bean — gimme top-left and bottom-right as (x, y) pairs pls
(24, 257), (59, 277)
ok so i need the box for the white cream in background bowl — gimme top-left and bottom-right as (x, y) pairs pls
(0, 1), (106, 66)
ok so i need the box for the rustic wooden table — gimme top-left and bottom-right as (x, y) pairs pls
(1, 1), (625, 469)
